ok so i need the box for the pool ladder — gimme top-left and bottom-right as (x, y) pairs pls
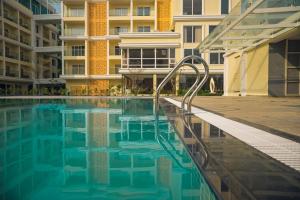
(154, 55), (209, 113)
(154, 55), (210, 169)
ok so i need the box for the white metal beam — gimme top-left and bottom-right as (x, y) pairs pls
(253, 6), (300, 14)
(233, 23), (300, 30)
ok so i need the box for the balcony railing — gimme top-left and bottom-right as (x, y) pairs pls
(20, 54), (30, 62)
(6, 69), (19, 77)
(110, 27), (128, 35)
(110, 8), (129, 16)
(4, 31), (18, 41)
(65, 28), (85, 36)
(4, 12), (18, 23)
(6, 52), (18, 60)
(19, 19), (30, 29)
(64, 49), (85, 56)
(66, 8), (84, 17)
(20, 37), (30, 45)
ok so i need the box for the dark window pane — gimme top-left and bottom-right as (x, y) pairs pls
(220, 53), (225, 64)
(210, 53), (219, 64)
(143, 49), (155, 58)
(288, 54), (300, 67)
(193, 49), (201, 64)
(287, 82), (299, 94)
(129, 49), (141, 58)
(156, 49), (168, 58)
(129, 59), (141, 65)
(156, 59), (168, 65)
(143, 59), (155, 66)
(170, 48), (175, 58)
(184, 26), (193, 43)
(184, 49), (193, 64)
(183, 0), (193, 15)
(287, 68), (300, 81)
(193, 0), (202, 15)
(221, 0), (229, 14)
(288, 40), (300, 52)
(209, 25), (217, 34)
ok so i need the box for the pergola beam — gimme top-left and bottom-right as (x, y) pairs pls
(253, 6), (300, 14)
(233, 23), (300, 30)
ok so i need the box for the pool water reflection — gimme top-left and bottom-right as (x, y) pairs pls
(0, 99), (216, 200)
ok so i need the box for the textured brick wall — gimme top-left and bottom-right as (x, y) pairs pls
(157, 0), (171, 31)
(89, 41), (107, 75)
(88, 2), (107, 36)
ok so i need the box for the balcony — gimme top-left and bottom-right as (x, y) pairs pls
(5, 51), (18, 60)
(4, 31), (18, 41)
(110, 27), (129, 35)
(64, 64), (85, 75)
(21, 68), (32, 79)
(5, 68), (19, 78)
(20, 36), (31, 46)
(20, 53), (30, 63)
(65, 8), (85, 17)
(19, 18), (30, 30)
(4, 12), (18, 24)
(64, 28), (85, 36)
(64, 46), (85, 60)
(109, 8), (130, 21)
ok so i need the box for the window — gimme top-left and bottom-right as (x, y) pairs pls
(138, 26), (151, 32)
(183, 0), (202, 15)
(114, 8), (128, 16)
(210, 52), (224, 64)
(72, 64), (85, 75)
(124, 48), (176, 68)
(137, 7), (150, 16)
(184, 49), (201, 64)
(183, 26), (202, 43)
(115, 27), (128, 35)
(209, 25), (217, 34)
(115, 46), (121, 55)
(71, 46), (85, 56)
(221, 0), (229, 14)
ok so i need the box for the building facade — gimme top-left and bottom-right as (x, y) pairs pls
(61, 0), (239, 96)
(0, 0), (62, 95)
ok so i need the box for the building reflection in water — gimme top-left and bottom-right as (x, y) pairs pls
(0, 99), (215, 200)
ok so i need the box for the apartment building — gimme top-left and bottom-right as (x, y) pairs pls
(0, 0), (62, 95)
(61, 0), (239, 96)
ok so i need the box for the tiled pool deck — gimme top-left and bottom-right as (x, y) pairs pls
(173, 96), (300, 141)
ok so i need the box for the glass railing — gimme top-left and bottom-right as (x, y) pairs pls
(110, 8), (129, 16)
(64, 28), (85, 36)
(66, 8), (84, 17)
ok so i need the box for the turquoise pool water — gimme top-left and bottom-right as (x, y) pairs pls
(0, 99), (216, 200)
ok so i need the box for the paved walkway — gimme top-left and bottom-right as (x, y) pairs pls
(173, 96), (300, 140)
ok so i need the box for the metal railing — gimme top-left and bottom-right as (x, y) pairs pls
(155, 55), (209, 113)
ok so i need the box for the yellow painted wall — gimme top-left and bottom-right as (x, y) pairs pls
(245, 44), (269, 95)
(204, 0), (220, 15)
(157, 0), (171, 31)
(89, 2), (107, 36)
(226, 53), (242, 96)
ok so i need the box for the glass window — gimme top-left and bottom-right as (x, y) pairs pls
(184, 26), (201, 43)
(71, 46), (85, 56)
(129, 49), (141, 58)
(209, 25), (217, 34)
(183, 0), (193, 15)
(184, 49), (201, 64)
(137, 7), (150, 16)
(72, 64), (85, 75)
(115, 46), (121, 55)
(143, 49), (155, 58)
(193, 0), (202, 15)
(183, 0), (202, 15)
(170, 49), (175, 58)
(221, 0), (229, 14)
(156, 49), (168, 58)
(210, 52), (224, 64)
(138, 26), (151, 32)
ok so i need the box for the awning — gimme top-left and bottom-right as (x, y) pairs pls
(198, 0), (300, 54)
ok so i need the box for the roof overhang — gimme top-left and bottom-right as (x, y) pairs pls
(198, 0), (300, 55)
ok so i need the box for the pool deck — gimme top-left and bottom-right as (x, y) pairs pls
(173, 96), (300, 141)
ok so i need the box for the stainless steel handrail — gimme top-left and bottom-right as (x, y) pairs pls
(155, 55), (201, 112)
(155, 55), (209, 113)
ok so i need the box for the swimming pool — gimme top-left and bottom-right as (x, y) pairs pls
(0, 98), (217, 200)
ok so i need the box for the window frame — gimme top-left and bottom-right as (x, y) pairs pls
(183, 0), (202, 15)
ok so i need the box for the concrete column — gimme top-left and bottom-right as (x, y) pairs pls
(153, 74), (157, 96)
(175, 74), (179, 96)
(130, 0), (133, 32)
